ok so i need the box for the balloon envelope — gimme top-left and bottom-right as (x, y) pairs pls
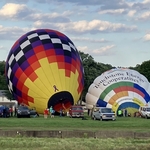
(86, 68), (150, 114)
(5, 29), (84, 114)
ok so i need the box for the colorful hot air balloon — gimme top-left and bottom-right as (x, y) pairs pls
(86, 68), (150, 115)
(5, 29), (84, 114)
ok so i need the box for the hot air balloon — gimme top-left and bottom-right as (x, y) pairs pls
(85, 68), (150, 115)
(5, 29), (84, 114)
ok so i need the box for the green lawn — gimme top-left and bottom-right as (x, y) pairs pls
(1, 116), (150, 150)
(1, 137), (150, 150)
(0, 115), (150, 132)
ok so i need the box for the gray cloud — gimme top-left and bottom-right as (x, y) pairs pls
(4, 0), (29, 3)
(41, 0), (150, 19)
(1, 1), (150, 23)
(131, 0), (150, 11)
(34, 0), (131, 8)
(0, 25), (30, 40)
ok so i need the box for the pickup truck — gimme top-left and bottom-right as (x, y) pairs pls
(92, 107), (116, 121)
(69, 105), (84, 118)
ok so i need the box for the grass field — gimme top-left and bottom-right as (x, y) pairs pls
(0, 115), (150, 132)
(1, 115), (150, 150)
(1, 137), (150, 150)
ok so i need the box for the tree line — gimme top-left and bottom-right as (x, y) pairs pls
(0, 52), (150, 101)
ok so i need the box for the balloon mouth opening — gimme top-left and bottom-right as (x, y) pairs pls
(48, 91), (74, 112)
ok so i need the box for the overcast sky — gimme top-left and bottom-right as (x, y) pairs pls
(0, 0), (150, 67)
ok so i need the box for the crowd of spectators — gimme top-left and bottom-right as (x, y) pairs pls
(0, 105), (17, 118)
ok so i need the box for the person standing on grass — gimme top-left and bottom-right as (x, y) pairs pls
(14, 107), (17, 117)
(60, 108), (63, 117)
(9, 107), (13, 117)
(118, 109), (122, 117)
(44, 108), (49, 119)
(125, 109), (127, 117)
(3, 106), (6, 118)
(49, 106), (53, 117)
(51, 109), (55, 118)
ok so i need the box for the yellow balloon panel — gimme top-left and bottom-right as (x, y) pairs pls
(25, 62), (80, 114)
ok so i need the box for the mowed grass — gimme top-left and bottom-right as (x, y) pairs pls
(1, 137), (150, 150)
(1, 116), (150, 150)
(0, 115), (150, 132)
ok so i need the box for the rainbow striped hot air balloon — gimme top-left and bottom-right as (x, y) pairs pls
(86, 68), (150, 115)
(5, 29), (84, 114)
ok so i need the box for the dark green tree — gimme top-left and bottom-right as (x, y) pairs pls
(79, 51), (113, 102)
(0, 61), (14, 100)
(129, 64), (141, 72)
(0, 61), (8, 90)
(138, 60), (150, 82)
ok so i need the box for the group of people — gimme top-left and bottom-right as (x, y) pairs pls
(44, 106), (64, 119)
(44, 106), (55, 119)
(117, 108), (129, 117)
(0, 105), (17, 118)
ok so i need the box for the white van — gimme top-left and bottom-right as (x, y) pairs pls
(92, 107), (116, 121)
(139, 106), (150, 119)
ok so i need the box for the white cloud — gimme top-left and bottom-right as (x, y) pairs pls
(92, 45), (115, 55)
(143, 33), (150, 41)
(77, 46), (88, 52)
(29, 12), (70, 22)
(127, 10), (136, 17)
(142, 0), (150, 4)
(0, 3), (26, 17)
(71, 37), (109, 43)
(0, 46), (4, 49)
(98, 9), (125, 15)
(33, 19), (137, 34)
(137, 11), (150, 20)
(77, 45), (116, 56)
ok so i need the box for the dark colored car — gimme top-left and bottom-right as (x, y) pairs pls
(17, 106), (30, 118)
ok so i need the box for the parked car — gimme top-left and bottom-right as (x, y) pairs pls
(17, 106), (30, 118)
(139, 106), (150, 119)
(92, 107), (116, 121)
(69, 105), (84, 118)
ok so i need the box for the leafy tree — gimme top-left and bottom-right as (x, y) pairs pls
(138, 60), (150, 82)
(129, 64), (141, 72)
(0, 61), (5, 75)
(0, 54), (150, 104)
(0, 61), (8, 90)
(79, 51), (113, 102)
(4, 90), (14, 100)
(130, 60), (150, 82)
(0, 61), (14, 100)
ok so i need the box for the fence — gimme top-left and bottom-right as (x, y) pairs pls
(0, 130), (149, 139)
